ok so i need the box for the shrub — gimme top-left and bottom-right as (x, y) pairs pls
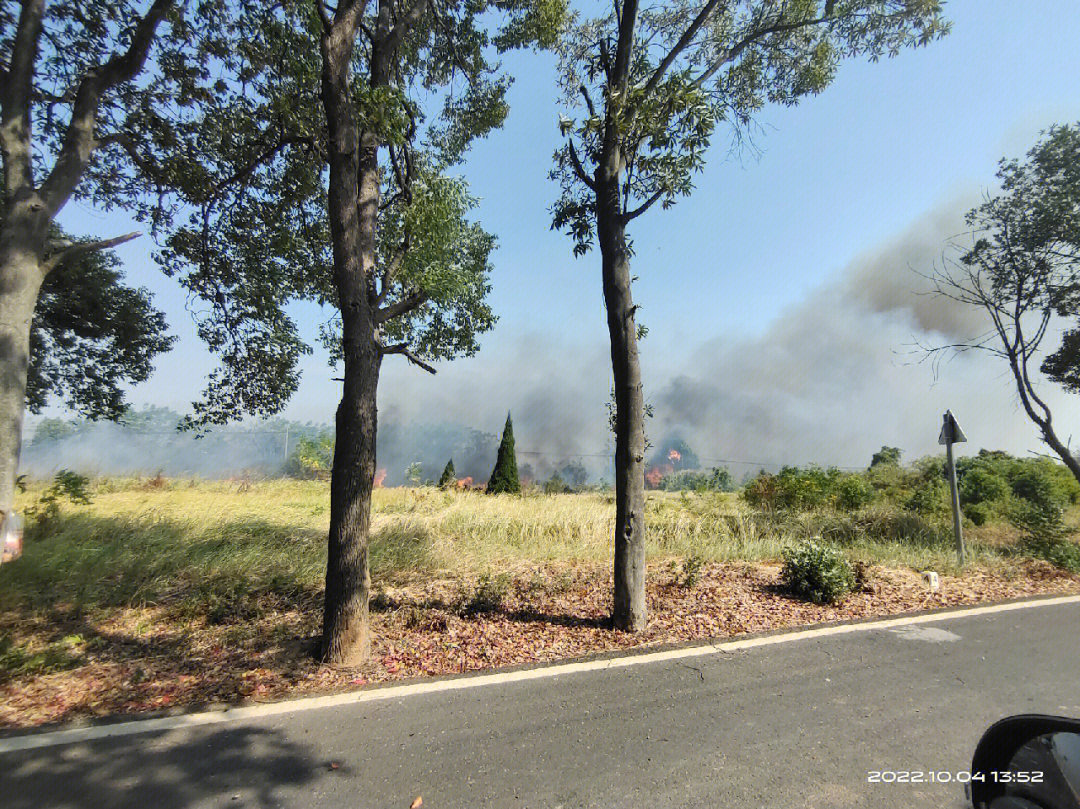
(1018, 535), (1080, 573)
(836, 475), (874, 511)
(963, 502), (992, 526)
(1010, 466), (1069, 516)
(905, 477), (949, 517)
(781, 540), (855, 604)
(543, 473), (571, 494)
(669, 553), (705, 588)
(461, 572), (512, 614)
(287, 433), (334, 479)
(959, 467), (1009, 505)
(26, 469), (93, 530)
(661, 467), (734, 492)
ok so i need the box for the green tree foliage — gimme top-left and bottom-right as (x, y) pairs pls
(438, 459), (456, 488)
(870, 446), (902, 468)
(139, 0), (559, 427)
(26, 230), (174, 420)
(550, 0), (947, 631)
(487, 413), (520, 494)
(0, 0), (181, 515)
(929, 124), (1080, 484)
(287, 433), (335, 480)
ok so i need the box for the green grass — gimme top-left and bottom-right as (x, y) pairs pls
(0, 478), (1073, 616)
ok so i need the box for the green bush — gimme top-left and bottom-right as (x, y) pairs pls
(905, 477), (949, 517)
(742, 466), (843, 511)
(963, 502), (993, 526)
(286, 433), (334, 479)
(836, 475), (874, 512)
(26, 469), (94, 531)
(668, 552), (705, 588)
(1018, 535), (1080, 572)
(781, 540), (855, 604)
(959, 468), (1009, 505)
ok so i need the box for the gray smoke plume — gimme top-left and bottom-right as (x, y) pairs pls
(25, 201), (1078, 482)
(650, 201), (1079, 470)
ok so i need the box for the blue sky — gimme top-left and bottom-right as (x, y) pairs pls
(51, 0), (1080, 470)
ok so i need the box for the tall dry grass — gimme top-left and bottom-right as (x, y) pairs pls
(0, 477), (1034, 616)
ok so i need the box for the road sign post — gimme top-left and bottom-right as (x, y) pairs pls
(939, 410), (968, 566)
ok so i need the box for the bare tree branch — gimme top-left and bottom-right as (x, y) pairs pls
(622, 187), (665, 222)
(567, 139), (596, 189)
(380, 342), (436, 373)
(377, 288), (428, 323)
(42, 231), (141, 272)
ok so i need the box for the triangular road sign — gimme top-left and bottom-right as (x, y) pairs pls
(938, 410), (967, 445)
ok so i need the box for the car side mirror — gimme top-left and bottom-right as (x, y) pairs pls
(970, 714), (1080, 809)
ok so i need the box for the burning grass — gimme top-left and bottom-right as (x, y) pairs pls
(1, 478), (1078, 728)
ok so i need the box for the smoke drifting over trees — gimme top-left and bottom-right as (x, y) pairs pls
(25, 202), (1079, 482)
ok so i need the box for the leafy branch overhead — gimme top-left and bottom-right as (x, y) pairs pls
(133, 0), (563, 428)
(550, 0), (949, 254)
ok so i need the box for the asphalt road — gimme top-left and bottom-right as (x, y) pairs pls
(3, 598), (1079, 809)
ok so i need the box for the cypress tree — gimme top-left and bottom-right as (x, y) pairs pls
(487, 413), (521, 494)
(438, 458), (456, 488)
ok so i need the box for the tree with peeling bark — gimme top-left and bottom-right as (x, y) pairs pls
(149, 0), (562, 665)
(924, 123), (1080, 486)
(550, 0), (948, 631)
(0, 0), (178, 520)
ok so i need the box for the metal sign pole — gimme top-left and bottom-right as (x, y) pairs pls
(939, 410), (968, 567)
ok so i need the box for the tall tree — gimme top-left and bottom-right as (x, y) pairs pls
(153, 0), (562, 664)
(551, 0), (948, 630)
(0, 0), (177, 518)
(487, 412), (520, 493)
(926, 124), (1080, 485)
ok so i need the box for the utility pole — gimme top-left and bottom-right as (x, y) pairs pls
(939, 410), (968, 566)
(283, 424), (290, 463)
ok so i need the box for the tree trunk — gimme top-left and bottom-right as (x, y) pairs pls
(318, 13), (387, 663)
(596, 177), (647, 631)
(1008, 354), (1080, 487)
(322, 315), (381, 665)
(0, 208), (46, 517)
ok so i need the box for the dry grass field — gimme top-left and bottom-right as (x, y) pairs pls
(0, 478), (1077, 728)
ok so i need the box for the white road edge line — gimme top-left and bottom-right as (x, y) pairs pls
(3, 594), (1078, 753)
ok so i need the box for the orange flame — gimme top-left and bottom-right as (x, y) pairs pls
(668, 449), (682, 462)
(374, 468), (387, 487)
(456, 476), (474, 489)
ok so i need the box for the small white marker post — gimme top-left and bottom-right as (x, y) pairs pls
(939, 410), (968, 566)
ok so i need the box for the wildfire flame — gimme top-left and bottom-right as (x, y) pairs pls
(456, 476), (474, 489)
(374, 468), (387, 487)
(645, 466), (666, 488)
(668, 449), (682, 462)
